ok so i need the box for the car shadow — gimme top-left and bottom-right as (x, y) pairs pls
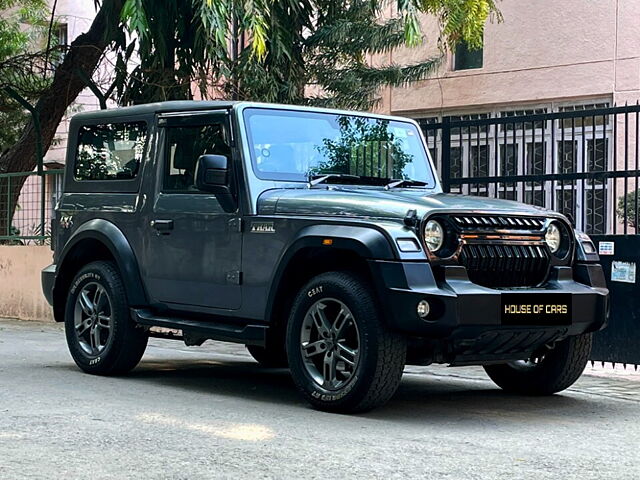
(115, 354), (612, 423)
(130, 357), (302, 405)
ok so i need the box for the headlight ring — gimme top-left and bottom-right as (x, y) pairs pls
(424, 219), (445, 253)
(545, 222), (562, 253)
(545, 220), (571, 259)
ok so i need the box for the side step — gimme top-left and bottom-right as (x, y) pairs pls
(131, 308), (267, 346)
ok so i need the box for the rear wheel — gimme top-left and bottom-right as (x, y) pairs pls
(286, 272), (406, 413)
(484, 333), (592, 395)
(64, 261), (148, 375)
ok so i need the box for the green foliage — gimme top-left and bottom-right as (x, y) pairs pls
(414, 0), (500, 49)
(117, 0), (266, 103)
(0, 0), (51, 154)
(116, 0), (500, 109)
(617, 190), (640, 228)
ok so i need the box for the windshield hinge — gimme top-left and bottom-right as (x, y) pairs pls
(404, 209), (419, 228)
(228, 217), (243, 233)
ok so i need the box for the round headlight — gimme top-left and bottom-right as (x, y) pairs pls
(424, 220), (444, 252)
(545, 222), (562, 253)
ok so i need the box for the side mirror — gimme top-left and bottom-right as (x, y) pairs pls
(194, 154), (236, 212)
(195, 154), (229, 192)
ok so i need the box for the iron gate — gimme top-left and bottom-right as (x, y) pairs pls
(420, 104), (640, 366)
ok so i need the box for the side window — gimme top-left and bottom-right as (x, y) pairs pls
(74, 122), (147, 181)
(163, 122), (230, 192)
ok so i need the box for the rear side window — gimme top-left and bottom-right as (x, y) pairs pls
(74, 122), (147, 181)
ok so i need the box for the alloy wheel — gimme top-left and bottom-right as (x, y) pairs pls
(300, 298), (360, 390)
(73, 282), (113, 356)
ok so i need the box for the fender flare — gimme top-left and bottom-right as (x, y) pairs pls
(264, 224), (396, 321)
(55, 219), (147, 306)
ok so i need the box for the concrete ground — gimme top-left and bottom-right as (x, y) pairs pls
(1, 319), (639, 480)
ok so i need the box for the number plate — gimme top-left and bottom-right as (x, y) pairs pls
(501, 293), (572, 326)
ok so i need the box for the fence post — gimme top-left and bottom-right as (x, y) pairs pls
(441, 116), (452, 193)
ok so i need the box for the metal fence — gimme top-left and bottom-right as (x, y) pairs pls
(420, 104), (640, 234)
(420, 105), (640, 366)
(0, 169), (64, 245)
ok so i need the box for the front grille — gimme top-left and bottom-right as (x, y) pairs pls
(459, 243), (550, 288)
(451, 215), (545, 231)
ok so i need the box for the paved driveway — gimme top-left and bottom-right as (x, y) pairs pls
(1, 319), (638, 479)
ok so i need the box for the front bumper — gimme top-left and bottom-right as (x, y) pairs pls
(371, 260), (609, 342)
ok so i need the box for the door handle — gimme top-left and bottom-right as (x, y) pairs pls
(150, 219), (174, 233)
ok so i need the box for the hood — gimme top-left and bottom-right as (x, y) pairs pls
(258, 187), (553, 221)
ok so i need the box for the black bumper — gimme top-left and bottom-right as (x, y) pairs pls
(371, 261), (609, 341)
(42, 264), (56, 306)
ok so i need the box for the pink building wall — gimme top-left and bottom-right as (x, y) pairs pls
(377, 0), (640, 116)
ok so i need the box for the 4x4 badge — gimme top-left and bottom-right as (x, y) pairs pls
(59, 215), (73, 229)
(250, 222), (276, 233)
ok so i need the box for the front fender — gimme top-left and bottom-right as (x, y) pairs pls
(264, 223), (398, 323)
(289, 224), (397, 260)
(56, 219), (147, 306)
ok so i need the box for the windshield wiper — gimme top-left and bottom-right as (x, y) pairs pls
(385, 178), (429, 189)
(308, 174), (362, 186)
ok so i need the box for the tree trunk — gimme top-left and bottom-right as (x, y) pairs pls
(0, 0), (124, 239)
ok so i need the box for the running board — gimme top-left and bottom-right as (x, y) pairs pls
(131, 308), (267, 346)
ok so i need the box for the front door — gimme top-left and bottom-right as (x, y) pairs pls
(142, 111), (242, 311)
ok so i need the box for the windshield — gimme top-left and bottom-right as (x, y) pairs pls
(243, 108), (436, 187)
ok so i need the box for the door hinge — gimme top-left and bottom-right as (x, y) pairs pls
(226, 270), (242, 285)
(228, 217), (242, 233)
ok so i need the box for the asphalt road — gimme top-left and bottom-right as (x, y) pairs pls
(1, 319), (639, 480)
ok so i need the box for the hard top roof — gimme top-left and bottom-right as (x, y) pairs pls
(71, 100), (239, 122)
(70, 100), (419, 127)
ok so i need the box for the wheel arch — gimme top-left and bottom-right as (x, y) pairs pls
(265, 224), (395, 332)
(52, 219), (147, 322)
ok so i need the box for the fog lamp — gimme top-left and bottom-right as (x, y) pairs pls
(417, 300), (430, 319)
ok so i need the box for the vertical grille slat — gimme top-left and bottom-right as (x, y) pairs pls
(460, 243), (550, 288)
(445, 214), (552, 287)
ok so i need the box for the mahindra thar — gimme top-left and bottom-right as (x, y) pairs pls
(42, 101), (609, 412)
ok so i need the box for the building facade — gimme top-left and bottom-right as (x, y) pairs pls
(376, 0), (640, 234)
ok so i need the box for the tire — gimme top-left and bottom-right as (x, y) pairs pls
(483, 333), (592, 395)
(247, 343), (288, 368)
(286, 271), (406, 413)
(64, 261), (148, 375)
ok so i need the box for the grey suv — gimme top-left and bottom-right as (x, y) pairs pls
(42, 101), (609, 412)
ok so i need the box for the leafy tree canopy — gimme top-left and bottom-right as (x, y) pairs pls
(617, 190), (640, 228)
(115, 0), (500, 109)
(0, 0), (50, 153)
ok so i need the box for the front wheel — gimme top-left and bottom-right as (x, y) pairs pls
(484, 333), (592, 395)
(286, 272), (406, 413)
(64, 261), (148, 375)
